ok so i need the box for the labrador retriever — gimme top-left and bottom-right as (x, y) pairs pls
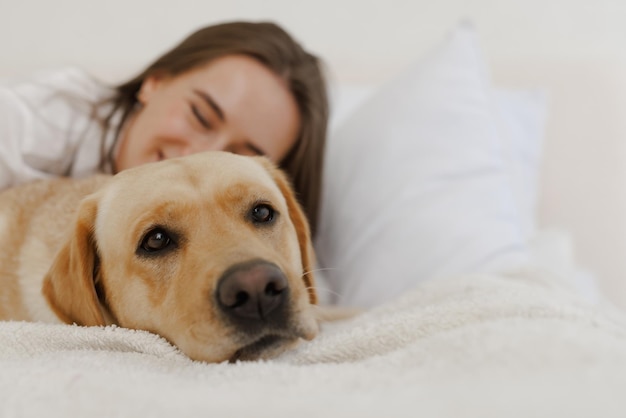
(0, 151), (321, 363)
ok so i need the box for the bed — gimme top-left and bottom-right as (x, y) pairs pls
(2, 1), (626, 416)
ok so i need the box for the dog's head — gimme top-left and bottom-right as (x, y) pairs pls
(42, 151), (319, 362)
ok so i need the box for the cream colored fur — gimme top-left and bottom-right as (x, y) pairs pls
(0, 151), (322, 363)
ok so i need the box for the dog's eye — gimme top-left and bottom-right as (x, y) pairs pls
(140, 228), (172, 252)
(250, 204), (275, 224)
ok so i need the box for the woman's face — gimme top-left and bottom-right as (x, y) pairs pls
(114, 55), (301, 171)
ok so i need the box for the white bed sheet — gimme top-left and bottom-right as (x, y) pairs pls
(1, 267), (624, 417)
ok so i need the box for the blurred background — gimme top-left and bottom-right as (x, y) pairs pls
(3, 0), (626, 307)
(2, 0), (625, 84)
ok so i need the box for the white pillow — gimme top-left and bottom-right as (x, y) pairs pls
(329, 86), (547, 238)
(316, 24), (532, 308)
(494, 88), (547, 237)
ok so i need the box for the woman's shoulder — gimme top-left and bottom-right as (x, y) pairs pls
(0, 67), (115, 185)
(0, 66), (115, 136)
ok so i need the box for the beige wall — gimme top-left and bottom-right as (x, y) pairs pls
(3, 0), (626, 82)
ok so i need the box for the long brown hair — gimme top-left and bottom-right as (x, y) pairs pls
(100, 21), (328, 236)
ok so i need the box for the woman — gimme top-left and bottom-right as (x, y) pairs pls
(0, 21), (329, 235)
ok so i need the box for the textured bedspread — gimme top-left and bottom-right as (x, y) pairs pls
(1, 269), (626, 417)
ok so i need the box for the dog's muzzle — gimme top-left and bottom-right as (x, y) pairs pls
(216, 259), (290, 333)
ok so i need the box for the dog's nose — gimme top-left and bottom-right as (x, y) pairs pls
(216, 260), (289, 327)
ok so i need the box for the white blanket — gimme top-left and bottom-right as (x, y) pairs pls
(1, 268), (626, 417)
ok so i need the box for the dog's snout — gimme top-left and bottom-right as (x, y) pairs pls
(217, 261), (289, 327)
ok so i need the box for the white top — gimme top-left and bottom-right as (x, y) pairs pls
(0, 67), (117, 190)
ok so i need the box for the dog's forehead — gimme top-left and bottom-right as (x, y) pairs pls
(103, 152), (283, 212)
(123, 152), (272, 187)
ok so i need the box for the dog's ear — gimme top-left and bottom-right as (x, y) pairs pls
(255, 157), (318, 305)
(42, 195), (106, 326)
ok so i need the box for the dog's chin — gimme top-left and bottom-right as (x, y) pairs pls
(228, 334), (299, 363)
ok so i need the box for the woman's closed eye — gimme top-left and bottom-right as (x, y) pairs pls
(191, 103), (212, 129)
(242, 143), (265, 157)
(191, 89), (224, 131)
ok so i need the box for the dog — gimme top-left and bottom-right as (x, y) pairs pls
(0, 151), (323, 363)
